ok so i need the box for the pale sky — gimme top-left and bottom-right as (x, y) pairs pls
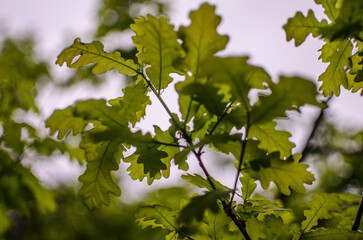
(1, 0), (362, 199)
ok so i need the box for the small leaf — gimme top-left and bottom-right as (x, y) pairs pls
(318, 40), (353, 96)
(46, 106), (89, 139)
(56, 38), (138, 75)
(240, 173), (257, 202)
(136, 144), (168, 177)
(131, 15), (182, 90)
(136, 205), (178, 231)
(244, 153), (315, 195)
(181, 174), (230, 191)
(301, 193), (343, 232)
(178, 190), (230, 223)
(301, 227), (363, 240)
(315, 0), (340, 22)
(283, 10), (329, 46)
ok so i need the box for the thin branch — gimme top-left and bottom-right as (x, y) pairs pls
(300, 97), (332, 162)
(352, 192), (363, 231)
(229, 111), (249, 206)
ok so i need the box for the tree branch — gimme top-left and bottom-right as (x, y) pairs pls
(352, 193), (363, 231)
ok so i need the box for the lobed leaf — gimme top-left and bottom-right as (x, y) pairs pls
(176, 3), (228, 123)
(283, 10), (329, 47)
(301, 193), (343, 232)
(56, 38), (138, 75)
(318, 40), (353, 96)
(244, 153), (315, 195)
(136, 205), (178, 231)
(131, 15), (182, 90)
(78, 129), (125, 209)
(314, 0), (340, 23)
(240, 173), (257, 202)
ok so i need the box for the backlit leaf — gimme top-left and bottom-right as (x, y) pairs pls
(131, 15), (182, 90)
(301, 193), (343, 232)
(56, 38), (138, 75)
(78, 130), (125, 209)
(283, 10), (329, 46)
(244, 153), (315, 195)
(314, 0), (340, 23)
(318, 40), (353, 96)
(181, 174), (230, 191)
(136, 205), (178, 231)
(240, 173), (257, 202)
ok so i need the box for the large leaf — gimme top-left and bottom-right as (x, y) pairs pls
(177, 190), (230, 223)
(56, 38), (138, 75)
(318, 40), (353, 96)
(301, 227), (363, 239)
(131, 15), (182, 90)
(244, 153), (315, 195)
(301, 193), (343, 232)
(283, 10), (329, 46)
(78, 130), (125, 209)
(176, 3), (228, 122)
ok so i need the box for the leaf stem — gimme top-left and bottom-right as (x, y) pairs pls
(352, 192), (363, 231)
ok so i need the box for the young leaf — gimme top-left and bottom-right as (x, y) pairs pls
(244, 153), (315, 195)
(135, 144), (168, 177)
(283, 10), (329, 46)
(78, 130), (125, 209)
(318, 40), (353, 96)
(301, 193), (343, 232)
(177, 190), (230, 223)
(131, 15), (182, 90)
(301, 227), (363, 240)
(56, 38), (138, 75)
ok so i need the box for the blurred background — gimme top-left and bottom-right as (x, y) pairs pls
(0, 0), (362, 239)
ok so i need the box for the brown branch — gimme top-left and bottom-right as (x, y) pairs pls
(352, 193), (363, 231)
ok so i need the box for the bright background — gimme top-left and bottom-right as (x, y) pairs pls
(1, 0), (362, 200)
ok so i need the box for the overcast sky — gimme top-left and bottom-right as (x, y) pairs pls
(1, 0), (363, 198)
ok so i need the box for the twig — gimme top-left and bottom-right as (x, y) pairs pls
(352, 192), (363, 231)
(300, 97), (332, 162)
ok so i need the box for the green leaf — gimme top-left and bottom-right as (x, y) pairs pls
(263, 215), (294, 240)
(240, 173), (257, 202)
(46, 106), (89, 139)
(318, 40), (353, 96)
(131, 15), (182, 90)
(314, 0), (340, 23)
(177, 190), (230, 223)
(78, 130), (125, 209)
(56, 38), (138, 75)
(108, 83), (151, 126)
(301, 227), (363, 240)
(181, 174), (230, 191)
(249, 76), (322, 124)
(176, 3), (228, 122)
(244, 153), (315, 195)
(201, 57), (271, 112)
(283, 10), (329, 46)
(135, 144), (168, 177)
(245, 217), (268, 240)
(301, 193), (343, 232)
(180, 82), (227, 116)
(248, 121), (295, 157)
(136, 205), (178, 231)
(2, 121), (25, 154)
